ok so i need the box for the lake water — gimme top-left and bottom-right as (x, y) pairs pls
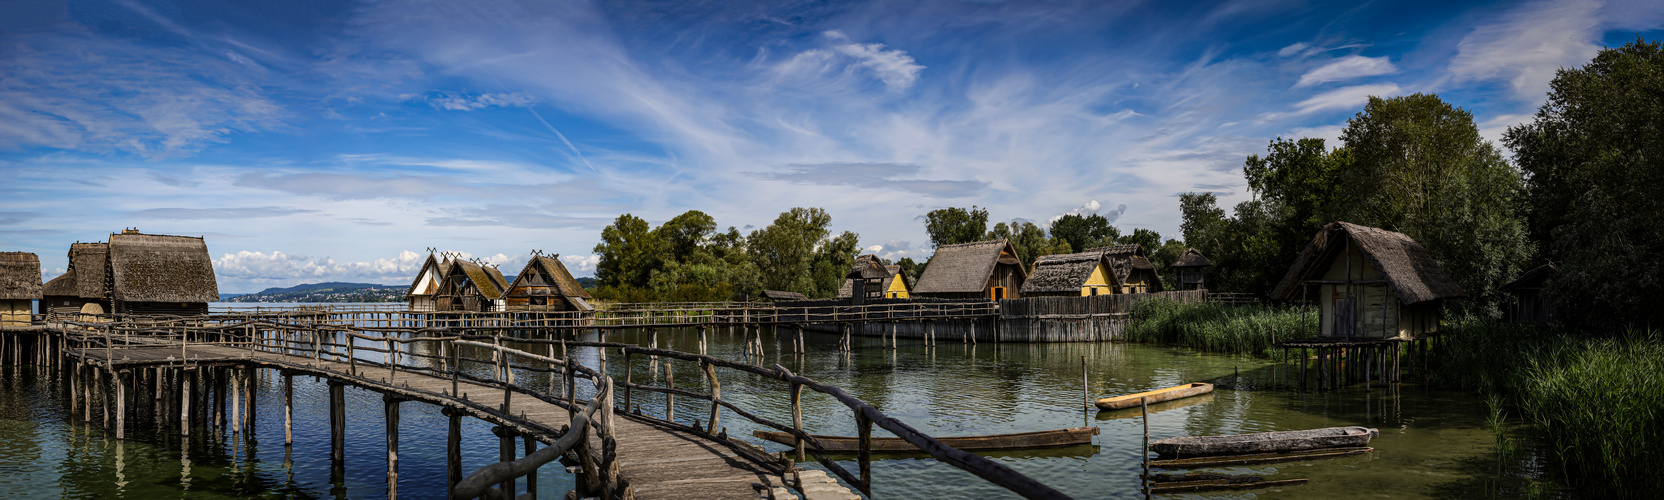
(0, 322), (1552, 498)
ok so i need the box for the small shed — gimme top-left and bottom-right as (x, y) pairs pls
(760, 290), (808, 302)
(838, 255), (887, 302)
(107, 230), (219, 316)
(1, 252), (41, 326)
(1020, 251), (1121, 297)
(41, 242), (110, 317)
(435, 259), (508, 312)
(505, 255), (595, 313)
(405, 252), (450, 312)
(1500, 263), (1557, 324)
(1087, 244), (1164, 294)
(881, 265), (911, 299)
(1169, 248), (1214, 291)
(912, 239), (1027, 300)
(1271, 222), (1463, 339)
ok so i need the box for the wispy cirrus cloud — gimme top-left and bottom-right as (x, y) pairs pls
(404, 91), (539, 111)
(128, 206), (318, 219)
(1449, 0), (1664, 100)
(1296, 56), (1396, 87)
(760, 163), (988, 198)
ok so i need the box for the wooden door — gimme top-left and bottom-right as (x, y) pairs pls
(1334, 298), (1355, 337)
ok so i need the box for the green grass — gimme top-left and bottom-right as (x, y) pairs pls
(1434, 320), (1664, 496)
(1121, 298), (1315, 357)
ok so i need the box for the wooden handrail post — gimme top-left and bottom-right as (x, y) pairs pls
(703, 360), (720, 434)
(857, 409), (872, 496)
(623, 351), (633, 412)
(348, 337), (357, 377)
(791, 382), (804, 462)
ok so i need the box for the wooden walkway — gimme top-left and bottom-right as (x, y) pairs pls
(65, 343), (855, 500)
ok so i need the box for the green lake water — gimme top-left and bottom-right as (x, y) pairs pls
(0, 324), (1555, 498)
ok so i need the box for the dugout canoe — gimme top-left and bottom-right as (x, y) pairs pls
(1094, 382), (1214, 410)
(751, 426), (1098, 452)
(1149, 426), (1378, 459)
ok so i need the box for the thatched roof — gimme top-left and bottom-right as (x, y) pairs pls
(406, 252), (447, 297)
(913, 239), (1025, 294)
(1020, 251), (1116, 294)
(108, 233), (219, 303)
(42, 269), (76, 297)
(1086, 243), (1154, 284)
(0, 252), (41, 300)
(450, 260), (507, 300)
(1271, 222), (1463, 304)
(1501, 262), (1558, 292)
(508, 256), (594, 299)
(1171, 248), (1214, 268)
(761, 290), (807, 301)
(69, 242), (108, 299)
(838, 255), (893, 297)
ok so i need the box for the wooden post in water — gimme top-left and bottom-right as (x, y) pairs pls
(1082, 356), (1090, 412)
(856, 409), (872, 496)
(115, 369), (126, 440)
(180, 368), (191, 436)
(493, 426), (515, 497)
(791, 381), (804, 462)
(1142, 396), (1151, 500)
(664, 360), (675, 423)
(445, 408), (462, 497)
(523, 435), (538, 500)
(283, 371), (293, 445)
(329, 380), (346, 463)
(385, 395), (401, 499)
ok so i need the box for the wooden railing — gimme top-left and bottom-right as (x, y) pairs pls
(58, 314), (1071, 500)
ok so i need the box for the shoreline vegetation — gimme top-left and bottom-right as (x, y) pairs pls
(1122, 297), (1312, 358)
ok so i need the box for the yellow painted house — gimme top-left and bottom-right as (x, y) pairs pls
(839, 255), (913, 299)
(1020, 251), (1123, 297)
(1088, 244), (1164, 294)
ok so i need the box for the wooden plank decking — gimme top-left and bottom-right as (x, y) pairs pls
(66, 344), (856, 500)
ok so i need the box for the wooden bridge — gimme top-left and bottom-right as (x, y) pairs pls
(6, 315), (1073, 500)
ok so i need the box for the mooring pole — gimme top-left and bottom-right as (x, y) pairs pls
(283, 371), (294, 445)
(445, 408), (462, 497)
(1142, 396), (1151, 500)
(385, 395), (401, 499)
(329, 380), (346, 463)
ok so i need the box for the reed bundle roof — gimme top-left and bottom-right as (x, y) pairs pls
(761, 290), (807, 301)
(1271, 222), (1463, 304)
(451, 260), (507, 300)
(68, 242), (108, 298)
(108, 233), (219, 303)
(1085, 243), (1156, 283)
(1170, 248), (1214, 268)
(838, 255), (897, 297)
(1501, 262), (1558, 292)
(1020, 251), (1114, 294)
(509, 256), (593, 299)
(0, 252), (41, 300)
(913, 239), (1023, 294)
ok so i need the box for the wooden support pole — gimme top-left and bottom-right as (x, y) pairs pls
(115, 369), (126, 440)
(385, 395), (401, 499)
(283, 371), (294, 445)
(446, 409), (462, 498)
(1142, 396), (1151, 500)
(494, 426), (515, 498)
(329, 381), (346, 463)
(1082, 356), (1090, 411)
(857, 409), (872, 496)
(523, 434), (539, 500)
(180, 368), (191, 436)
(704, 361), (721, 434)
(791, 382), (805, 463)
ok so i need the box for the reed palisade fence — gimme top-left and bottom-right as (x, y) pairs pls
(1121, 298), (1315, 357)
(1430, 320), (1664, 496)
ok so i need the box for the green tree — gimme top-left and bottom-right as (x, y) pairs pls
(988, 220), (1070, 269)
(593, 214), (658, 288)
(925, 206), (990, 248)
(1049, 214), (1119, 253)
(1506, 37), (1664, 329)
(895, 257), (922, 288)
(1119, 228), (1162, 252)
(654, 210), (717, 263)
(1336, 93), (1530, 315)
(747, 207), (854, 297)
(810, 231), (861, 298)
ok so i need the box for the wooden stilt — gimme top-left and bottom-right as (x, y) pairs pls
(180, 368), (191, 436)
(385, 395), (400, 499)
(284, 372), (293, 445)
(329, 380), (345, 463)
(115, 369), (126, 440)
(231, 366), (241, 434)
(494, 426), (515, 498)
(446, 408), (462, 498)
(523, 434), (538, 500)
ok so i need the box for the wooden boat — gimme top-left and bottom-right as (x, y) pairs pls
(1094, 382), (1213, 410)
(751, 426), (1098, 452)
(1097, 392), (1213, 420)
(1149, 426), (1378, 459)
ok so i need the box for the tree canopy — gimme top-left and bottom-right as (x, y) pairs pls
(924, 206), (989, 248)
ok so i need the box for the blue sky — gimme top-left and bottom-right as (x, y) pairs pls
(2, 0), (1661, 293)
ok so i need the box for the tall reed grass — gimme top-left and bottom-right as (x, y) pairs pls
(1121, 298), (1315, 357)
(1435, 320), (1664, 496)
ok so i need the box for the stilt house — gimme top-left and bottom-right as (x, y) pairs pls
(105, 230), (220, 316)
(838, 255), (911, 301)
(1270, 222), (1463, 339)
(1500, 263), (1557, 324)
(41, 242), (110, 317)
(1019, 250), (1122, 297)
(0, 252), (41, 326)
(505, 255), (595, 313)
(1169, 248), (1214, 290)
(912, 239), (1027, 300)
(435, 259), (508, 312)
(1087, 244), (1164, 294)
(405, 252), (450, 312)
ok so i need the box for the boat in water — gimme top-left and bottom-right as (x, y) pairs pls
(1095, 382), (1213, 410)
(752, 426), (1098, 452)
(1149, 426), (1378, 459)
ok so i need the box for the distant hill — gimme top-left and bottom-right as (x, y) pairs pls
(226, 282), (405, 303)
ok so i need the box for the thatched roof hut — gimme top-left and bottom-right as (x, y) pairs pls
(0, 252), (39, 326)
(1500, 262), (1557, 324)
(506, 255), (595, 312)
(41, 242), (109, 316)
(838, 255), (889, 300)
(1086, 244), (1164, 294)
(1169, 248), (1214, 290)
(912, 239), (1027, 300)
(405, 252), (450, 311)
(1020, 250), (1120, 297)
(0, 252), (41, 300)
(107, 231), (220, 306)
(436, 259), (508, 312)
(1271, 222), (1462, 339)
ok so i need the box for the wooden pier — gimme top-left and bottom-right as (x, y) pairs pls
(4, 314), (1074, 500)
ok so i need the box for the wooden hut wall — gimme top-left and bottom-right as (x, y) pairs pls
(122, 302), (210, 316)
(1318, 244), (1413, 339)
(0, 300), (28, 326)
(984, 249), (1026, 299)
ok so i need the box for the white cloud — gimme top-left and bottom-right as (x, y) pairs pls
(822, 30), (926, 90)
(1278, 42), (1309, 57)
(213, 249), (431, 290)
(561, 254), (600, 275)
(1448, 0), (1664, 101)
(1291, 83), (1401, 115)
(1047, 200), (1129, 225)
(408, 92), (539, 111)
(1296, 56), (1396, 87)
